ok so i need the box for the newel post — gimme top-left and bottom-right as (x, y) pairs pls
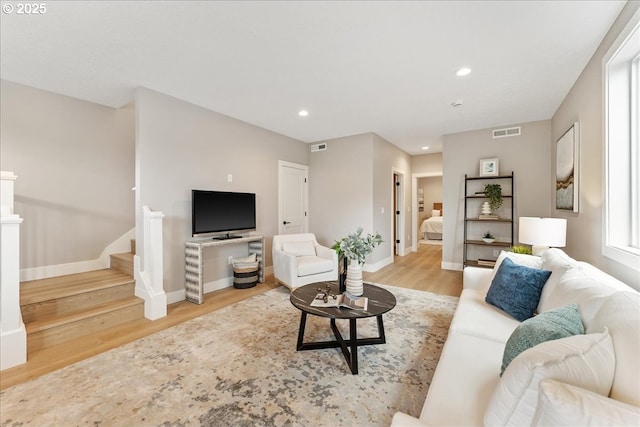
(0, 171), (27, 370)
(134, 206), (167, 320)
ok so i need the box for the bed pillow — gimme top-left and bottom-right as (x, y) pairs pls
(484, 329), (615, 427)
(485, 258), (551, 321)
(431, 209), (441, 217)
(282, 241), (316, 256)
(501, 304), (584, 375)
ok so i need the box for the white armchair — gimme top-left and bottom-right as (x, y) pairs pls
(272, 233), (338, 289)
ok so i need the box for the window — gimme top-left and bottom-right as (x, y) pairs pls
(603, 9), (640, 271)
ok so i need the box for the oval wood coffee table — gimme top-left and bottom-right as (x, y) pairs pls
(290, 281), (396, 374)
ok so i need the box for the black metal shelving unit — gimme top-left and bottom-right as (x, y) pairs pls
(463, 172), (514, 268)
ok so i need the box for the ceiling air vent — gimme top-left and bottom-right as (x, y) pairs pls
(310, 143), (327, 152)
(492, 126), (521, 138)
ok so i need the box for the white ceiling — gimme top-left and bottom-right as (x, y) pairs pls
(0, 1), (626, 154)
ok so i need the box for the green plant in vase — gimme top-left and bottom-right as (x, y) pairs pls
(508, 245), (532, 255)
(483, 231), (495, 240)
(484, 184), (503, 211)
(332, 227), (382, 296)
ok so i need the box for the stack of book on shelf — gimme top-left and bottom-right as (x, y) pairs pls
(478, 214), (499, 220)
(477, 259), (496, 267)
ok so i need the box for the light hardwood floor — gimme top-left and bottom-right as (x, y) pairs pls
(0, 244), (461, 390)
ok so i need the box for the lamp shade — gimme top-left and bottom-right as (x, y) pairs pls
(518, 217), (567, 247)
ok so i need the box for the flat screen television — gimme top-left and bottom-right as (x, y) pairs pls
(191, 190), (256, 238)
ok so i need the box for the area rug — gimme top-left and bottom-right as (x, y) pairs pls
(0, 284), (458, 427)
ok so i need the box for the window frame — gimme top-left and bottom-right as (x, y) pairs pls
(602, 9), (640, 272)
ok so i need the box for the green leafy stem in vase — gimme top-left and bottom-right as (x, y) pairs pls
(332, 227), (383, 265)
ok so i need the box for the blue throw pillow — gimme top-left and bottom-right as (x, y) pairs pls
(501, 304), (584, 375)
(485, 257), (551, 322)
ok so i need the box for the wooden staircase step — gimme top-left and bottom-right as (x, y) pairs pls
(110, 252), (134, 276)
(26, 296), (144, 354)
(21, 280), (135, 324)
(21, 269), (135, 306)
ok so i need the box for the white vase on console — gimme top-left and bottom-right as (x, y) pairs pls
(345, 260), (364, 296)
(481, 201), (492, 215)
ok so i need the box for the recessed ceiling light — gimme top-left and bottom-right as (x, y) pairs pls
(456, 67), (471, 77)
(422, 146), (430, 150)
(298, 110), (309, 117)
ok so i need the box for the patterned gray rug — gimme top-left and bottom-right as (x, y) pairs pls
(0, 284), (457, 427)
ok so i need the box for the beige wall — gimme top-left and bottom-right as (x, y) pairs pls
(0, 80), (135, 269)
(309, 132), (410, 267)
(308, 133), (374, 247)
(135, 88), (308, 294)
(412, 152), (443, 174)
(551, 1), (639, 290)
(442, 120), (552, 269)
(372, 133), (412, 262)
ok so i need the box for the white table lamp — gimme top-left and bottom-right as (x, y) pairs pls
(519, 217), (567, 256)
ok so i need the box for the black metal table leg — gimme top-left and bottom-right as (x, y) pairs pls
(296, 312), (307, 350)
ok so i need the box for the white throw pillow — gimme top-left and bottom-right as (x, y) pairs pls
(484, 329), (615, 427)
(489, 250), (542, 283)
(281, 241), (316, 257)
(587, 292), (640, 406)
(537, 248), (578, 313)
(531, 379), (640, 427)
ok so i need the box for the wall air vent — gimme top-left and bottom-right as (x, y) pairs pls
(492, 126), (521, 138)
(310, 143), (327, 152)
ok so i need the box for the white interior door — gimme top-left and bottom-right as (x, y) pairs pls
(278, 161), (309, 234)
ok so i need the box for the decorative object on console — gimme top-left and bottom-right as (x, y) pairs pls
(556, 122), (580, 212)
(332, 228), (382, 296)
(231, 253), (259, 289)
(480, 158), (500, 177)
(519, 217), (567, 256)
(482, 231), (495, 243)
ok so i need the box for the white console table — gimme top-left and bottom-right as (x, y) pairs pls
(185, 235), (265, 304)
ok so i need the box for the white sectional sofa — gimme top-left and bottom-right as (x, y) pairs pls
(391, 248), (640, 426)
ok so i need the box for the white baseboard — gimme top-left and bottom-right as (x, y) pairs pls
(0, 325), (27, 370)
(166, 279), (232, 305)
(441, 261), (463, 271)
(20, 259), (105, 282)
(20, 228), (135, 282)
(166, 265), (275, 305)
(364, 256), (393, 273)
(166, 289), (186, 305)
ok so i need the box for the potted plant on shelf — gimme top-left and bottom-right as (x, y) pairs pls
(332, 227), (383, 296)
(482, 231), (496, 243)
(484, 184), (503, 211)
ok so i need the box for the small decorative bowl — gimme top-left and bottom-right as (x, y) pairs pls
(483, 238), (495, 243)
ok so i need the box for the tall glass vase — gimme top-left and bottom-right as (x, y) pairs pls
(345, 259), (364, 296)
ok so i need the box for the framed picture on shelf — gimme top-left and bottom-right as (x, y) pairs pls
(479, 158), (499, 177)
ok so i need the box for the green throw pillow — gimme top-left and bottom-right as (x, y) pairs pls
(501, 304), (584, 376)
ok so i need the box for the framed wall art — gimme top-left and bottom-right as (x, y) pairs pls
(556, 122), (580, 212)
(479, 158), (499, 177)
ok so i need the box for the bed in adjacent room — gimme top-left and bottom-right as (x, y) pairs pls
(420, 203), (443, 240)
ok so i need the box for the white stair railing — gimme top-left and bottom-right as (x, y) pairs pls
(1, 171), (26, 370)
(134, 205), (167, 320)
